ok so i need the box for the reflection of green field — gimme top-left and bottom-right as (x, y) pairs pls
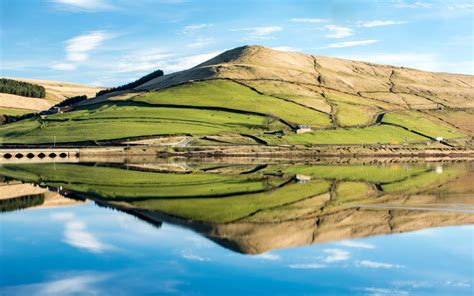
(131, 180), (330, 223)
(281, 165), (427, 183)
(334, 182), (375, 204)
(0, 164), (279, 199)
(0, 162), (470, 223)
(382, 165), (466, 194)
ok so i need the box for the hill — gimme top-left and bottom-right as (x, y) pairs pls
(0, 45), (472, 148)
(0, 77), (103, 117)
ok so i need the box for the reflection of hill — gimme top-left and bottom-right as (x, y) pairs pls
(114, 190), (473, 254)
(0, 161), (472, 253)
(0, 181), (85, 213)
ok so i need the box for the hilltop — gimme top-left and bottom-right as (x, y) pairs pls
(0, 45), (472, 150)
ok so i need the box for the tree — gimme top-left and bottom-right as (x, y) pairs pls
(96, 69), (164, 96)
(0, 78), (46, 98)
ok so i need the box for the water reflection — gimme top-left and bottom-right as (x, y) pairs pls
(0, 160), (473, 295)
(1, 161), (472, 255)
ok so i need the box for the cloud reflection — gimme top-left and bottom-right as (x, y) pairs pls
(252, 253), (281, 261)
(323, 249), (351, 263)
(50, 212), (111, 253)
(337, 240), (375, 249)
(180, 251), (211, 262)
(356, 260), (403, 269)
(1, 273), (110, 296)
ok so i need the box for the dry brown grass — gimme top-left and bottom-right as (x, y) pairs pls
(0, 93), (52, 111)
(0, 77), (104, 112)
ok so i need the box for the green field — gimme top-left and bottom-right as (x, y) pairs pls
(133, 80), (331, 127)
(333, 102), (377, 126)
(0, 102), (286, 144)
(383, 111), (466, 139)
(0, 78), (469, 146)
(277, 125), (427, 145)
(0, 107), (35, 116)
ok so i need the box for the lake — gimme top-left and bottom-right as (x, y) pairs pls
(0, 160), (473, 295)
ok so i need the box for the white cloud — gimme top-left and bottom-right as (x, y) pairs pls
(50, 0), (114, 11)
(240, 26), (283, 40)
(187, 37), (214, 49)
(445, 3), (474, 11)
(357, 20), (407, 28)
(392, 1), (432, 9)
(180, 251), (211, 262)
(50, 63), (77, 71)
(326, 39), (378, 48)
(161, 51), (221, 73)
(288, 263), (327, 269)
(65, 31), (111, 62)
(84, 49), (220, 76)
(444, 280), (471, 288)
(252, 253), (281, 261)
(115, 50), (173, 73)
(339, 52), (474, 74)
(272, 46), (299, 52)
(182, 24), (213, 34)
(356, 260), (403, 269)
(323, 248), (351, 263)
(291, 18), (328, 23)
(324, 25), (353, 38)
(337, 240), (375, 249)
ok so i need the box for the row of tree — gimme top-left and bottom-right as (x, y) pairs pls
(54, 95), (87, 107)
(96, 69), (164, 96)
(0, 194), (45, 213)
(0, 78), (46, 98)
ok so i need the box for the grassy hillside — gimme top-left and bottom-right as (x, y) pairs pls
(0, 46), (472, 147)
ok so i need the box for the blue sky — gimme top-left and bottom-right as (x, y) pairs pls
(1, 0), (473, 86)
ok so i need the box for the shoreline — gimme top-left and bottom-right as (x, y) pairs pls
(1, 145), (474, 163)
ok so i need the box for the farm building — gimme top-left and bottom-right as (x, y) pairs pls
(295, 124), (312, 134)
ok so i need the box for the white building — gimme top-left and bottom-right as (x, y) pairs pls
(295, 124), (312, 134)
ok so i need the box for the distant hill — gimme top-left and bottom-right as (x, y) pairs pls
(0, 77), (103, 117)
(0, 45), (472, 147)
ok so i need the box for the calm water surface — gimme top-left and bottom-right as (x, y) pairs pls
(0, 161), (473, 295)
